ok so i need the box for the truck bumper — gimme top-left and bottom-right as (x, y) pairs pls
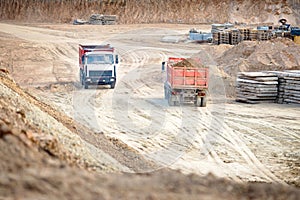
(86, 77), (115, 85)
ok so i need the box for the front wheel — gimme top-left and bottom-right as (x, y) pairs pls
(110, 81), (116, 89)
(79, 70), (84, 85)
(84, 82), (89, 89)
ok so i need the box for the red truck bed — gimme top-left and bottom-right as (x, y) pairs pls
(166, 57), (209, 89)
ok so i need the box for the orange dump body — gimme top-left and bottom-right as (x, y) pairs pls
(166, 57), (209, 89)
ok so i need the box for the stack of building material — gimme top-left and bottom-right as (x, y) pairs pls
(236, 72), (278, 103)
(219, 31), (230, 44)
(257, 30), (271, 41)
(239, 28), (250, 40)
(212, 32), (220, 44)
(230, 30), (242, 45)
(89, 14), (117, 25)
(189, 30), (212, 42)
(275, 71), (300, 104)
(249, 29), (258, 41)
(211, 23), (234, 33)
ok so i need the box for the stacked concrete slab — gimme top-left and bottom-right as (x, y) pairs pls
(236, 70), (300, 105)
(274, 71), (300, 104)
(89, 14), (117, 25)
(236, 72), (278, 104)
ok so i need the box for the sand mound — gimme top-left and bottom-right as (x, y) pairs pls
(172, 58), (205, 68)
(218, 38), (300, 77)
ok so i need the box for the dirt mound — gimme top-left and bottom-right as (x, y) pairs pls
(1, 126), (300, 200)
(172, 58), (204, 68)
(218, 38), (300, 77)
(0, 0), (299, 24)
(0, 68), (157, 173)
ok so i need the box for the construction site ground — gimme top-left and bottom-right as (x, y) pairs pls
(0, 22), (299, 199)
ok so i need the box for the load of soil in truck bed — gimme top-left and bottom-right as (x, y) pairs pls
(172, 58), (206, 68)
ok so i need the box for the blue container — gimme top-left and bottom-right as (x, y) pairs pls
(189, 32), (212, 41)
(291, 28), (300, 36)
(257, 26), (269, 31)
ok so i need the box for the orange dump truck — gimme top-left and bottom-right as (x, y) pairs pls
(163, 57), (209, 107)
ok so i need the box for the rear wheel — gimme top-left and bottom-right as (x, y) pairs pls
(201, 97), (207, 107)
(196, 96), (201, 107)
(168, 95), (175, 106)
(164, 87), (168, 99)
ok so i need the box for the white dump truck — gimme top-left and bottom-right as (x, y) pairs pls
(79, 44), (119, 89)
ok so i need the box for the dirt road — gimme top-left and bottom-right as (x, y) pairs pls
(0, 22), (299, 186)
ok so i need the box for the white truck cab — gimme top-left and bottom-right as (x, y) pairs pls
(79, 44), (118, 89)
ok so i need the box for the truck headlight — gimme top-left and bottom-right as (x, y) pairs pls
(110, 78), (114, 81)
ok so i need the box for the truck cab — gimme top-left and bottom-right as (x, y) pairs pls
(79, 44), (118, 89)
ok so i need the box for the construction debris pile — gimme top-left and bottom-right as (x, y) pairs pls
(73, 14), (117, 25)
(236, 70), (300, 104)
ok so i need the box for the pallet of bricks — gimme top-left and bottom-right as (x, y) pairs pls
(219, 31), (230, 44)
(257, 30), (271, 41)
(249, 29), (258, 41)
(213, 31), (230, 44)
(229, 30), (241, 45)
(274, 70), (300, 104)
(212, 32), (220, 45)
(236, 72), (278, 103)
(239, 28), (250, 41)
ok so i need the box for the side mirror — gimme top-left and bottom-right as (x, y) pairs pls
(115, 55), (119, 64)
(162, 61), (166, 71)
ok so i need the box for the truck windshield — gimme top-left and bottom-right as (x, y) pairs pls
(87, 54), (114, 64)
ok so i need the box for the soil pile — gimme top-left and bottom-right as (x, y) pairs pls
(1, 121), (300, 200)
(217, 37), (300, 77)
(172, 58), (204, 68)
(0, 0), (299, 24)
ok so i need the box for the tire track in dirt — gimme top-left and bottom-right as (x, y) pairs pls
(198, 110), (285, 183)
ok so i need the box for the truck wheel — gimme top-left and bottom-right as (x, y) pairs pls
(196, 96), (202, 107)
(175, 101), (180, 106)
(201, 97), (207, 107)
(164, 87), (168, 99)
(79, 71), (82, 85)
(110, 81), (116, 89)
(84, 82), (88, 89)
(168, 96), (175, 106)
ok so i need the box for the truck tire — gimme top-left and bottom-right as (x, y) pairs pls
(168, 96), (175, 106)
(196, 96), (201, 107)
(164, 87), (168, 99)
(84, 82), (89, 89)
(201, 97), (207, 107)
(79, 70), (82, 85)
(110, 81), (116, 89)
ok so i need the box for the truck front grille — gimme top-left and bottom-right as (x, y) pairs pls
(89, 70), (112, 77)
